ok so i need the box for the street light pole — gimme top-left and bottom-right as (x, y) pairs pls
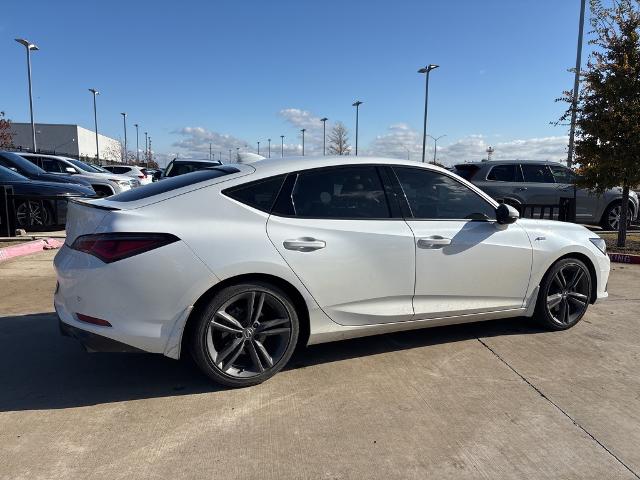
(15, 38), (39, 153)
(418, 64), (439, 163)
(352, 101), (362, 155)
(567, 0), (586, 168)
(148, 136), (152, 165)
(320, 117), (328, 155)
(144, 131), (148, 164)
(427, 134), (447, 165)
(280, 135), (285, 157)
(257, 141), (260, 155)
(120, 112), (127, 164)
(209, 143), (212, 160)
(268, 138), (271, 158)
(301, 129), (306, 156)
(134, 124), (140, 163)
(89, 88), (100, 161)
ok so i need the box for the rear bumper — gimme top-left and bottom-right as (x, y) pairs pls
(58, 315), (142, 353)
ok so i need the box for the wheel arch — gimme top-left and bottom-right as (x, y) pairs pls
(180, 273), (311, 357)
(600, 198), (636, 226)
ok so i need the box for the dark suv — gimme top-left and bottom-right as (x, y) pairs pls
(453, 160), (638, 230)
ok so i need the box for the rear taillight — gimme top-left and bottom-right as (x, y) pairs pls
(138, 175), (146, 179)
(76, 313), (112, 327)
(71, 233), (179, 263)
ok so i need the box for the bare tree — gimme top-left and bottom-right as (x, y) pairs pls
(327, 122), (351, 155)
(0, 112), (14, 149)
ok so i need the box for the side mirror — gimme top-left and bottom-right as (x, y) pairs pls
(496, 203), (519, 225)
(65, 167), (77, 174)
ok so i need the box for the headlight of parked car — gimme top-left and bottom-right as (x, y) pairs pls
(589, 237), (607, 255)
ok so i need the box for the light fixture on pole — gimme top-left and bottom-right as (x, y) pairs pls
(268, 138), (271, 158)
(120, 112), (128, 164)
(134, 124), (140, 163)
(89, 88), (100, 161)
(301, 129), (306, 156)
(280, 135), (285, 157)
(352, 101), (363, 155)
(418, 64), (439, 163)
(427, 134), (446, 165)
(15, 38), (39, 153)
(320, 117), (328, 155)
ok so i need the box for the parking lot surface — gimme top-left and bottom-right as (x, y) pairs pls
(1, 250), (639, 479)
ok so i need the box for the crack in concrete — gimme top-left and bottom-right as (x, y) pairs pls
(477, 337), (640, 480)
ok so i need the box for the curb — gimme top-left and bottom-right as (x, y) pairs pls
(0, 238), (64, 263)
(608, 252), (640, 265)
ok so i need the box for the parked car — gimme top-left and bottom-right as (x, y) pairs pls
(100, 165), (152, 185)
(0, 151), (95, 191)
(19, 153), (138, 197)
(162, 159), (222, 178)
(0, 165), (95, 229)
(453, 160), (639, 230)
(55, 157), (609, 387)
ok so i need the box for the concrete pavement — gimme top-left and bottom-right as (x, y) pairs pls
(0, 250), (639, 479)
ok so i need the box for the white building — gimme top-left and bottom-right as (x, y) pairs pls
(9, 123), (122, 162)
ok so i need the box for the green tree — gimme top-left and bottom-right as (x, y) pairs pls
(562, 0), (640, 247)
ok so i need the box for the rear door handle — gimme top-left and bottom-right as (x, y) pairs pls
(283, 237), (326, 252)
(417, 236), (451, 249)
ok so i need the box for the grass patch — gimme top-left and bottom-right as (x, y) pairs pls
(599, 232), (640, 254)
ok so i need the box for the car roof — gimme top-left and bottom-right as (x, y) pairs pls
(454, 160), (565, 167)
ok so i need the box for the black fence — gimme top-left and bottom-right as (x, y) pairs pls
(516, 197), (576, 223)
(0, 186), (68, 236)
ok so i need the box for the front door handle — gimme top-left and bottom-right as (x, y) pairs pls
(417, 236), (451, 249)
(515, 187), (528, 192)
(283, 237), (326, 252)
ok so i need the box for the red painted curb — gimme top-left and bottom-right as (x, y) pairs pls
(0, 238), (64, 262)
(608, 252), (640, 265)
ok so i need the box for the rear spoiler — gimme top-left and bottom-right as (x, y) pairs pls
(69, 198), (121, 211)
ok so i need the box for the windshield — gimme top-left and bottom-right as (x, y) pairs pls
(1, 152), (46, 175)
(68, 158), (102, 173)
(0, 165), (29, 181)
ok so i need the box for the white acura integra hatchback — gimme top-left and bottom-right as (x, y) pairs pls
(54, 157), (610, 387)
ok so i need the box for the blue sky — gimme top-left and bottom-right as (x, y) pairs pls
(1, 0), (591, 165)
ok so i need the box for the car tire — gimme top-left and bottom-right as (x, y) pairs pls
(600, 201), (632, 231)
(190, 282), (299, 387)
(534, 258), (592, 331)
(15, 200), (53, 230)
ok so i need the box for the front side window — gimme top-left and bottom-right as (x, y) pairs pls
(549, 165), (575, 184)
(41, 159), (63, 173)
(288, 166), (391, 219)
(393, 167), (496, 221)
(521, 164), (555, 183)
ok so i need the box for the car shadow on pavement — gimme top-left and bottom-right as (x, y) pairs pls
(0, 312), (547, 412)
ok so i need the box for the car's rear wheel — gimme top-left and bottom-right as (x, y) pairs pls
(15, 200), (52, 230)
(190, 282), (299, 387)
(601, 201), (632, 231)
(534, 258), (592, 330)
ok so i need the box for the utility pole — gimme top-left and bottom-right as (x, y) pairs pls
(567, 0), (587, 168)
(15, 38), (39, 153)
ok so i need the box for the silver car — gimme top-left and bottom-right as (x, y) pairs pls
(454, 160), (639, 230)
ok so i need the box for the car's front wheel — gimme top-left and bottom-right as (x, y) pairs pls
(534, 258), (592, 330)
(190, 282), (299, 387)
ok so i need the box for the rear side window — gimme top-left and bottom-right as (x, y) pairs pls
(42, 159), (63, 173)
(223, 175), (286, 212)
(521, 164), (555, 183)
(487, 164), (517, 182)
(453, 165), (480, 180)
(288, 166), (390, 219)
(110, 166), (241, 202)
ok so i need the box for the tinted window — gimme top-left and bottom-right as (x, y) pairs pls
(549, 165), (575, 184)
(0, 165), (28, 181)
(394, 167), (496, 220)
(487, 164), (517, 182)
(521, 164), (555, 183)
(453, 164), (480, 180)
(110, 166), (240, 202)
(0, 152), (45, 175)
(41, 158), (64, 173)
(289, 166), (390, 219)
(165, 161), (221, 177)
(224, 175), (286, 212)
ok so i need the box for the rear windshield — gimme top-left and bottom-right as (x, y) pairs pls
(109, 166), (240, 202)
(453, 164), (480, 180)
(165, 160), (222, 177)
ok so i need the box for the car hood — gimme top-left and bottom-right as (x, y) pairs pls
(2, 179), (95, 197)
(31, 172), (95, 189)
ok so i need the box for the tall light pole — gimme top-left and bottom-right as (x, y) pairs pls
(320, 117), (328, 155)
(148, 136), (152, 165)
(15, 38), (39, 153)
(257, 141), (260, 155)
(209, 143), (212, 160)
(301, 129), (306, 156)
(144, 131), (148, 163)
(134, 124), (140, 163)
(120, 112), (127, 163)
(89, 89), (100, 161)
(427, 134), (447, 165)
(268, 138), (271, 158)
(352, 101), (363, 155)
(418, 64), (439, 163)
(567, 0), (586, 168)
(280, 135), (285, 157)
